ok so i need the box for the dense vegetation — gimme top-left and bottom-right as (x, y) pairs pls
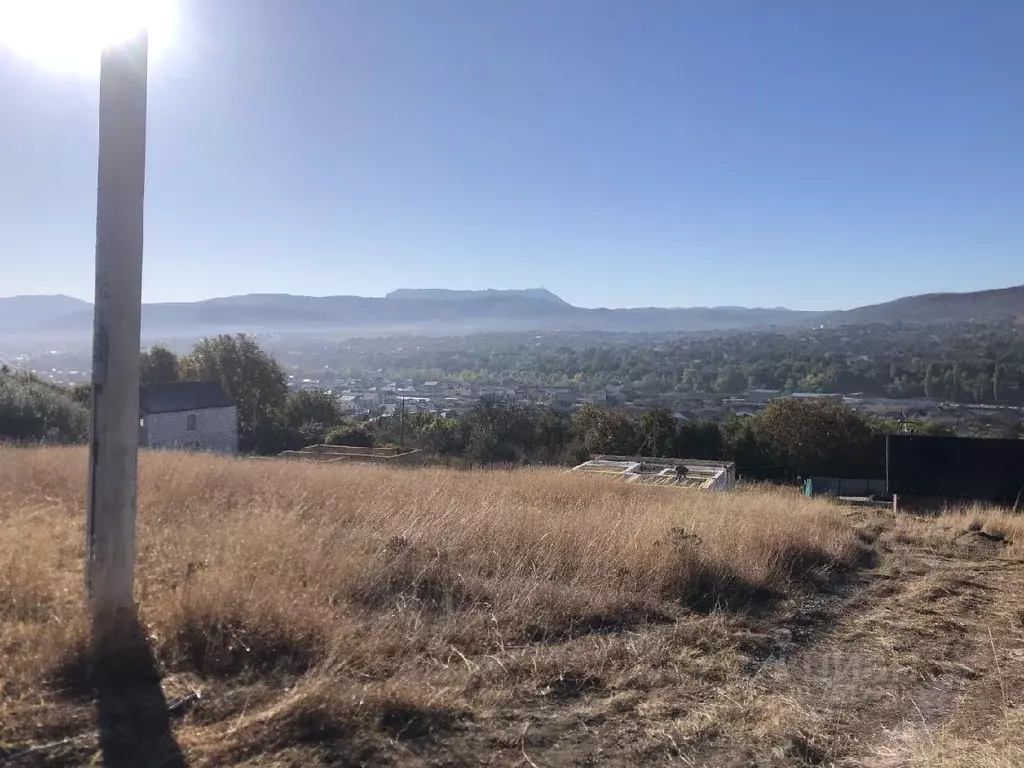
(6, 330), (1019, 480)
(140, 337), (912, 477)
(276, 321), (1024, 403)
(371, 394), (915, 479)
(0, 367), (88, 444)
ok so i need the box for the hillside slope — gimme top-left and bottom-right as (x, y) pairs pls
(830, 284), (1024, 325)
(4, 449), (1024, 766)
(0, 294), (91, 333)
(4, 283), (1024, 339)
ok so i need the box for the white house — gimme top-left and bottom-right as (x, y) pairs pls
(139, 381), (238, 454)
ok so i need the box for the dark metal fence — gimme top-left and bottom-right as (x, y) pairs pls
(886, 434), (1024, 504)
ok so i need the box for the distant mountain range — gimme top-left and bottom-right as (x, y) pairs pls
(1, 284), (1022, 342)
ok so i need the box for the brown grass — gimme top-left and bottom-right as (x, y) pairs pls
(859, 507), (1024, 768)
(1, 447), (863, 764)
(878, 707), (1024, 768)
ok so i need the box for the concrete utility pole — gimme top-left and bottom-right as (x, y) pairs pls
(86, 32), (149, 625)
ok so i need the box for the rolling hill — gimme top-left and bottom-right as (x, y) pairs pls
(828, 284), (1024, 326)
(0, 294), (92, 334)
(1, 284), (1022, 341)
(0, 288), (822, 339)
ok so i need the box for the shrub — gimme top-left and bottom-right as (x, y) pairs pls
(324, 423), (373, 447)
(0, 373), (88, 444)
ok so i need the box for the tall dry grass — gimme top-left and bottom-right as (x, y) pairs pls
(874, 708), (1024, 768)
(891, 505), (1024, 555)
(0, 446), (861, 763)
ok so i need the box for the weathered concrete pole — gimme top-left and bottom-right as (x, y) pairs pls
(86, 32), (149, 625)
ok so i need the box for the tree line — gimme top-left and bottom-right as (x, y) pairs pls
(371, 394), (907, 480)
(135, 335), (931, 479)
(0, 334), (979, 482)
(292, 322), (1024, 404)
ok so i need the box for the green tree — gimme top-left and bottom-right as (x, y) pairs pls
(71, 382), (92, 406)
(672, 419), (724, 459)
(753, 397), (881, 478)
(283, 389), (341, 430)
(714, 366), (748, 394)
(464, 395), (534, 465)
(637, 407), (676, 457)
(721, 414), (768, 473)
(465, 427), (506, 466)
(179, 334), (288, 451)
(0, 372), (89, 443)
(419, 416), (467, 461)
(325, 423), (374, 447)
(139, 344), (180, 386)
(571, 404), (638, 456)
(532, 407), (572, 464)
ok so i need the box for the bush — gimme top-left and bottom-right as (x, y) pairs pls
(0, 373), (89, 444)
(325, 424), (373, 447)
(284, 390), (341, 431)
(70, 382), (92, 406)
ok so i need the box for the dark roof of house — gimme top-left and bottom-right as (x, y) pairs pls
(139, 381), (235, 415)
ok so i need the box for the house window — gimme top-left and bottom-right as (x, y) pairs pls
(186, 413), (197, 431)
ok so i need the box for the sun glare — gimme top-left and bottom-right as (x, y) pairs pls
(0, 0), (175, 75)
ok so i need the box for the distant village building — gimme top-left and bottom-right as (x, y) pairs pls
(139, 381), (238, 454)
(337, 394), (360, 413)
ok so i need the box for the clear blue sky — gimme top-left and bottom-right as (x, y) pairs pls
(1, 0), (1022, 310)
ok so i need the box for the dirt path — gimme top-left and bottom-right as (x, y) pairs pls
(673, 513), (1024, 767)
(846, 530), (1024, 767)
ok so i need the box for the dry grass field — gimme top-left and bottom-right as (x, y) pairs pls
(2, 446), (1024, 766)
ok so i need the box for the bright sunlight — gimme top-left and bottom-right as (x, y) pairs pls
(0, 0), (175, 75)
